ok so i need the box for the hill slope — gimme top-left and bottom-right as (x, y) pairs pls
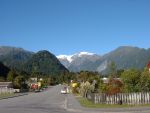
(101, 46), (150, 70)
(24, 50), (68, 75)
(58, 46), (150, 73)
(0, 46), (33, 70)
(0, 46), (68, 76)
(58, 52), (101, 72)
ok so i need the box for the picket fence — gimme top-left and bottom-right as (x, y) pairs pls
(0, 88), (14, 94)
(87, 92), (150, 105)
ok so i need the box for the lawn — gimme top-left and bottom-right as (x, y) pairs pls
(0, 93), (15, 99)
(77, 97), (150, 108)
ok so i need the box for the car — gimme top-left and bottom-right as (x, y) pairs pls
(34, 89), (41, 93)
(61, 89), (67, 94)
(61, 87), (69, 94)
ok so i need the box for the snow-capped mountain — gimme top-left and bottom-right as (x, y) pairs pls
(57, 52), (102, 71)
(57, 55), (73, 63)
(57, 47), (150, 73)
(57, 52), (95, 63)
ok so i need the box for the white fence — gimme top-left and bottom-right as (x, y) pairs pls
(0, 88), (14, 94)
(87, 92), (150, 105)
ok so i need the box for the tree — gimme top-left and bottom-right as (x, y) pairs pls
(7, 70), (18, 82)
(0, 77), (5, 82)
(106, 77), (123, 95)
(7, 70), (28, 89)
(116, 69), (124, 78)
(13, 75), (27, 89)
(59, 71), (70, 84)
(80, 81), (94, 97)
(78, 71), (100, 83)
(78, 71), (89, 82)
(108, 61), (117, 77)
(121, 69), (141, 92)
(77, 71), (102, 94)
(139, 68), (150, 92)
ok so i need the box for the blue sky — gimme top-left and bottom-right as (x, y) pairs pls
(0, 0), (150, 55)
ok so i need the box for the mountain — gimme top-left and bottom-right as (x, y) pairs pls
(101, 46), (150, 70)
(57, 46), (150, 73)
(57, 52), (101, 72)
(0, 46), (33, 70)
(1, 46), (150, 74)
(23, 50), (68, 75)
(0, 46), (68, 76)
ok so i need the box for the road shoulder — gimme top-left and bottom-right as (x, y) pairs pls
(66, 93), (150, 113)
(0, 93), (28, 100)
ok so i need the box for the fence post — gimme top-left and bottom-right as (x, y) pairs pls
(148, 92), (150, 104)
(88, 92), (150, 105)
(94, 94), (97, 104)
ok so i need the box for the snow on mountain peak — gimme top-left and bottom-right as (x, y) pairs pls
(57, 55), (73, 63)
(78, 52), (94, 57)
(57, 52), (95, 63)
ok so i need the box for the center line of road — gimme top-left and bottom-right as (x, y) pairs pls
(64, 95), (67, 109)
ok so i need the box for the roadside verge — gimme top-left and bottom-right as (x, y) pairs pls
(66, 94), (150, 113)
(0, 93), (28, 100)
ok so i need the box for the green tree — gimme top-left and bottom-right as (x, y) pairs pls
(139, 68), (150, 92)
(121, 69), (141, 92)
(80, 81), (94, 97)
(0, 77), (5, 82)
(7, 70), (28, 89)
(78, 71), (89, 82)
(108, 61), (117, 77)
(13, 75), (27, 89)
(78, 71), (101, 93)
(7, 70), (18, 82)
(116, 69), (124, 78)
(99, 82), (107, 93)
(78, 71), (100, 83)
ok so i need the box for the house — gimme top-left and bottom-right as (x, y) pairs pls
(29, 77), (42, 90)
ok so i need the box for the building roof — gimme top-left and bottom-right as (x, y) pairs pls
(102, 77), (121, 84)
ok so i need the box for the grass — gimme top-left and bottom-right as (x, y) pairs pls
(77, 97), (150, 108)
(0, 93), (15, 99)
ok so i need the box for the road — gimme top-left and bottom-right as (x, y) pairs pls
(1, 86), (150, 113)
(0, 85), (72, 113)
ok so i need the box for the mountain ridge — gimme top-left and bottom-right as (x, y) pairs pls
(0, 46), (68, 76)
(57, 46), (150, 73)
(57, 52), (96, 63)
(1, 46), (150, 74)
(23, 50), (68, 75)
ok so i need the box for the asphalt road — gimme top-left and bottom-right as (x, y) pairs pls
(0, 85), (72, 113)
(1, 86), (150, 113)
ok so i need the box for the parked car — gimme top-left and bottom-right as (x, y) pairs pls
(61, 89), (67, 94)
(34, 89), (41, 93)
(61, 87), (69, 94)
